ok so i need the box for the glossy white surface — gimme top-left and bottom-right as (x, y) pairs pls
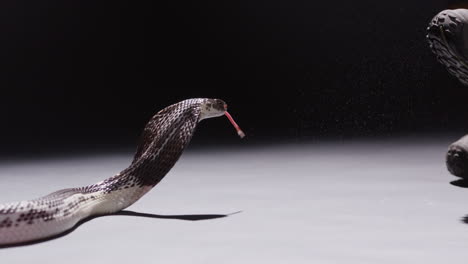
(1, 138), (467, 263)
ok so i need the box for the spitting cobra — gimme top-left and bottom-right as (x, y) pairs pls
(0, 98), (244, 246)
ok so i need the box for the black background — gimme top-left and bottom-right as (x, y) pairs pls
(0, 0), (466, 153)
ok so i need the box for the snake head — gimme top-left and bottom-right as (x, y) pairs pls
(199, 98), (245, 138)
(200, 98), (227, 120)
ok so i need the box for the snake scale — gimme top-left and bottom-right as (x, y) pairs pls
(0, 98), (244, 247)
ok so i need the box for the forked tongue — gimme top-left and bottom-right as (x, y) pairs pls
(224, 111), (245, 138)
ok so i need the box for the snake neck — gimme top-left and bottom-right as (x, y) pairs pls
(124, 99), (203, 186)
(79, 99), (204, 208)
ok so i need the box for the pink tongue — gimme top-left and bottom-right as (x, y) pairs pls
(224, 111), (245, 138)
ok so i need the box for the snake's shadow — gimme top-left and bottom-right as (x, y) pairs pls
(0, 210), (241, 249)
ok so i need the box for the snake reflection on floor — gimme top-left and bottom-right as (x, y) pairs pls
(0, 98), (244, 247)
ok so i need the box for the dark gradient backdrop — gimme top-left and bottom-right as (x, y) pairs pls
(0, 0), (464, 153)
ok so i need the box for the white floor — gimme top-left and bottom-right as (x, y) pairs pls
(1, 137), (468, 264)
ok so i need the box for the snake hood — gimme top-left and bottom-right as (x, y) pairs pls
(0, 98), (243, 247)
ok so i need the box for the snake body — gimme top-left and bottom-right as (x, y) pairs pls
(0, 98), (234, 246)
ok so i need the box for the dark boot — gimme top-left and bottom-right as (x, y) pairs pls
(427, 9), (468, 86)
